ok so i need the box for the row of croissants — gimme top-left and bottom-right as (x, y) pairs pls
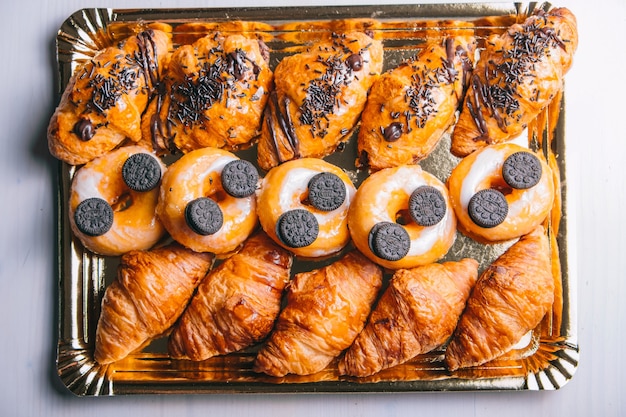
(47, 6), (577, 378)
(94, 225), (554, 378)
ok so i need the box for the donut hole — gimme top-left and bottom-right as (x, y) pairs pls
(395, 209), (413, 226)
(110, 192), (133, 212)
(488, 178), (514, 197)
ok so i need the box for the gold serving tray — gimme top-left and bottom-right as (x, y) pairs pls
(54, 3), (578, 395)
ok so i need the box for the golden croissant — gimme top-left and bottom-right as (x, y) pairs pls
(253, 251), (383, 377)
(168, 232), (293, 361)
(358, 35), (476, 171)
(450, 7), (577, 157)
(256, 31), (383, 171)
(48, 29), (172, 165)
(339, 258), (478, 377)
(445, 226), (554, 370)
(94, 243), (214, 364)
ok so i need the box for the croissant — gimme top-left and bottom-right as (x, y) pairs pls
(168, 232), (293, 361)
(48, 29), (172, 165)
(142, 32), (273, 155)
(450, 7), (578, 157)
(358, 36), (475, 171)
(339, 258), (478, 377)
(256, 31), (384, 171)
(445, 226), (554, 371)
(253, 251), (383, 377)
(94, 243), (214, 364)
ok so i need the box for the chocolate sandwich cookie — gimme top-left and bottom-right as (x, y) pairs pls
(409, 186), (447, 227)
(502, 151), (542, 189)
(468, 189), (508, 228)
(122, 153), (162, 192)
(369, 222), (411, 261)
(185, 197), (224, 236)
(74, 197), (114, 237)
(307, 172), (347, 212)
(276, 209), (319, 248)
(221, 159), (259, 198)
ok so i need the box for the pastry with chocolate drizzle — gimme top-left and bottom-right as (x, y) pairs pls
(142, 32), (272, 155)
(357, 35), (476, 171)
(450, 7), (578, 157)
(256, 31), (383, 171)
(47, 28), (172, 165)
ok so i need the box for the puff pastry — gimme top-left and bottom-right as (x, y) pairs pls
(168, 232), (293, 361)
(253, 251), (383, 377)
(256, 31), (383, 171)
(339, 258), (478, 377)
(450, 7), (577, 157)
(445, 226), (554, 370)
(48, 29), (172, 165)
(358, 36), (475, 171)
(142, 32), (272, 155)
(94, 243), (214, 364)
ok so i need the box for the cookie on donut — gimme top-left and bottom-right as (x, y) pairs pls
(156, 147), (259, 254)
(69, 145), (167, 256)
(446, 143), (554, 243)
(348, 165), (456, 270)
(256, 158), (356, 258)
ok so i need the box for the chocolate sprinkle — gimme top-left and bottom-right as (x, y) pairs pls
(74, 197), (114, 237)
(468, 189), (509, 228)
(369, 222), (411, 261)
(122, 153), (162, 192)
(220, 159), (259, 198)
(502, 151), (542, 189)
(276, 209), (319, 248)
(307, 172), (346, 212)
(408, 186), (447, 227)
(185, 197), (223, 235)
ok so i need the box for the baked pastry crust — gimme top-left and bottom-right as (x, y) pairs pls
(256, 31), (383, 171)
(358, 36), (475, 171)
(450, 8), (578, 157)
(444, 226), (554, 371)
(48, 29), (172, 165)
(339, 258), (478, 377)
(94, 243), (214, 364)
(168, 232), (293, 361)
(253, 251), (383, 377)
(142, 32), (272, 154)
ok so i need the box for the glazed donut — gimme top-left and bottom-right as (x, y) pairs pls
(68, 145), (167, 256)
(348, 165), (456, 270)
(256, 158), (356, 258)
(156, 147), (259, 254)
(447, 143), (554, 243)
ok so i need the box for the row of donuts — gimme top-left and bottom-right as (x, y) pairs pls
(69, 140), (554, 269)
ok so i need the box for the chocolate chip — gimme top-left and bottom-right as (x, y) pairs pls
(409, 186), (447, 227)
(276, 209), (319, 248)
(383, 122), (403, 142)
(368, 222), (410, 261)
(307, 172), (346, 211)
(221, 159), (259, 198)
(73, 118), (95, 141)
(346, 53), (363, 71)
(468, 189), (508, 228)
(502, 151), (542, 189)
(122, 153), (162, 192)
(185, 197), (223, 236)
(74, 197), (113, 237)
